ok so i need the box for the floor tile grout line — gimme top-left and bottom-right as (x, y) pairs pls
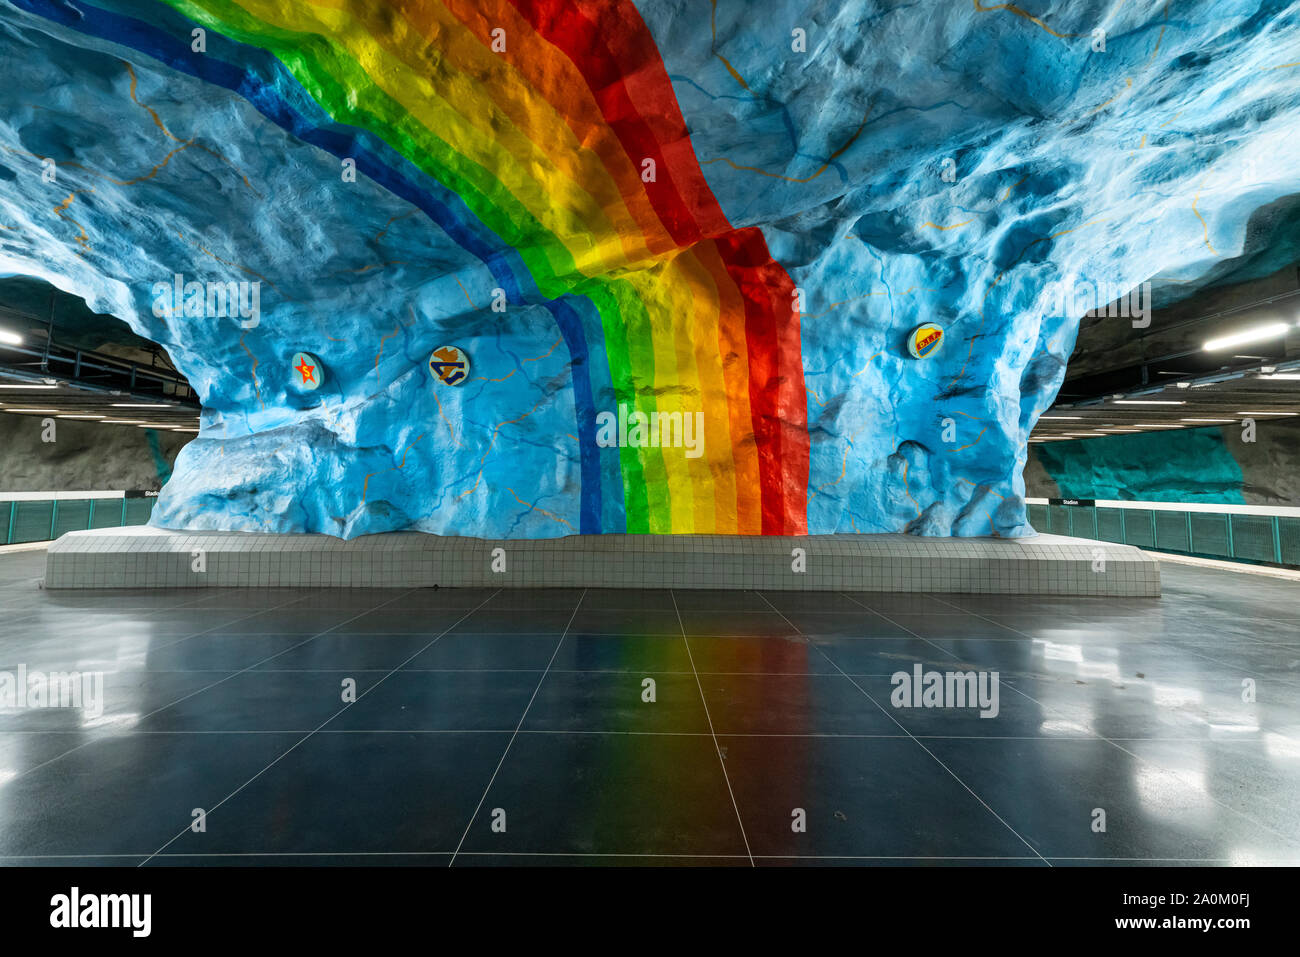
(150, 591), (320, 652)
(131, 588), (428, 724)
(926, 594), (1046, 641)
(0, 728), (1269, 740)
(23, 852), (1300, 862)
(997, 677), (1300, 848)
(1139, 636), (1300, 685)
(671, 588), (754, 867)
(836, 592), (964, 662)
(818, 651), (1057, 867)
(19, 586), (269, 633)
(8, 567), (1300, 862)
(0, 590), (378, 788)
(837, 590), (1297, 699)
(754, 591), (1052, 867)
(17, 660), (1297, 682)
(925, 594), (1300, 688)
(136, 587), (498, 867)
(447, 588), (588, 867)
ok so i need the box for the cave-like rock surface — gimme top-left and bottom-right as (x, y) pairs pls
(2, 0), (1298, 537)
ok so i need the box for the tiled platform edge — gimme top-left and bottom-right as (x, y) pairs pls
(44, 527), (1160, 595)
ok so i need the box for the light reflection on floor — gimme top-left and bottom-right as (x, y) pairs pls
(0, 549), (1297, 866)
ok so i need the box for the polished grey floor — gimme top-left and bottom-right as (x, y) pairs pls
(0, 548), (1297, 866)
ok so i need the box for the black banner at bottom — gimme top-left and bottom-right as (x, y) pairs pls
(0, 864), (1278, 942)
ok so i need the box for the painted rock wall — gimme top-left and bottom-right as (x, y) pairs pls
(1, 0), (1298, 538)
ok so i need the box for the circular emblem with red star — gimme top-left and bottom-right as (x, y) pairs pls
(291, 351), (323, 392)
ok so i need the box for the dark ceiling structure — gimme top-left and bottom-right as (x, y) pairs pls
(0, 281), (200, 433)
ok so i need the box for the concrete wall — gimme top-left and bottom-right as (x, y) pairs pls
(0, 412), (187, 493)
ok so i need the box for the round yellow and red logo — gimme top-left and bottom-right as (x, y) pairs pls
(906, 324), (944, 359)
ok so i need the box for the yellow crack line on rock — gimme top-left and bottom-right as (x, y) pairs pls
(851, 351), (884, 377)
(710, 0), (751, 91)
(951, 427), (988, 452)
(900, 456), (922, 517)
(523, 337), (563, 363)
(504, 486), (574, 531)
(374, 323), (400, 387)
(374, 209), (418, 243)
(958, 477), (1005, 499)
(468, 337), (567, 383)
(179, 230), (289, 299)
(818, 433), (857, 493)
(972, 0), (1088, 38)
(361, 432), (428, 504)
(430, 386), (463, 450)
(237, 331), (264, 411)
(124, 60), (259, 197)
(803, 286), (940, 321)
(703, 98), (876, 184)
(454, 276), (477, 309)
(457, 393), (551, 501)
(52, 189), (93, 250)
(947, 217), (1111, 389)
(1086, 77), (1133, 115)
(919, 218), (973, 231)
(1192, 167), (1219, 255)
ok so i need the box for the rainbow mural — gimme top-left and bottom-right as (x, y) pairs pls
(13, 0), (810, 536)
(3, 1), (1299, 539)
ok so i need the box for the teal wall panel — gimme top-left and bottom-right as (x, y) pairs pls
(1035, 427), (1247, 504)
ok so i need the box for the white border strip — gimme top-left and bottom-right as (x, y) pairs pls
(0, 490), (128, 502)
(1154, 551), (1300, 582)
(1026, 497), (1300, 518)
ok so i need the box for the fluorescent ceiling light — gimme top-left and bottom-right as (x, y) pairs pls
(1096, 428), (1141, 432)
(1235, 410), (1297, 416)
(172, 427), (199, 433)
(112, 403), (172, 409)
(101, 419), (146, 424)
(0, 384), (55, 390)
(0, 329), (22, 346)
(1113, 399), (1185, 405)
(1133, 423), (1183, 428)
(1257, 373), (1300, 380)
(1203, 322), (1290, 351)
(2, 407), (58, 413)
(56, 414), (105, 420)
(1038, 415), (1083, 420)
(1181, 418), (1234, 423)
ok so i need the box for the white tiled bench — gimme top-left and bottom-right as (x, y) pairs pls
(43, 527), (1160, 595)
